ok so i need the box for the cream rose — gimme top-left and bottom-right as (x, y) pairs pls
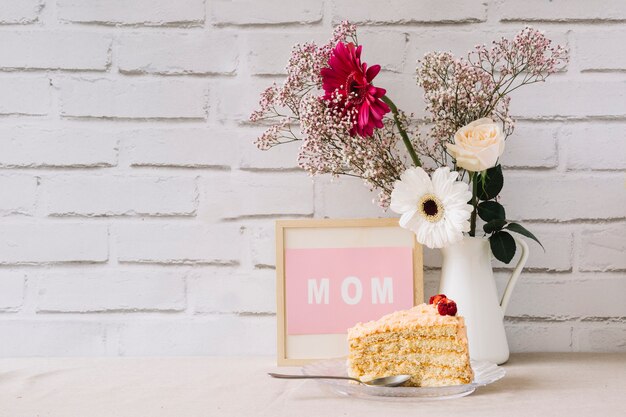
(446, 118), (505, 172)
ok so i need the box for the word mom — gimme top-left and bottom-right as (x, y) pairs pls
(307, 277), (394, 305)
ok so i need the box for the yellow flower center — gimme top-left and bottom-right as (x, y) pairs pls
(418, 193), (444, 223)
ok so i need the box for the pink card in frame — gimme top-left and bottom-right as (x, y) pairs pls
(275, 218), (423, 365)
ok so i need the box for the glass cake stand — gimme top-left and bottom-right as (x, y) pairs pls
(302, 358), (505, 401)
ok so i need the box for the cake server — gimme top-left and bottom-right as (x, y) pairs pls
(268, 372), (411, 387)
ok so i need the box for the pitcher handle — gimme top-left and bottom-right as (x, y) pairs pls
(500, 235), (529, 313)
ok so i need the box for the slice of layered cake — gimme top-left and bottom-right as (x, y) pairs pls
(347, 294), (473, 387)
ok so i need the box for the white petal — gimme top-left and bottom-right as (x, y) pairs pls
(431, 167), (453, 196)
(399, 210), (417, 229)
(390, 182), (419, 214)
(400, 167), (433, 194)
(405, 213), (426, 235)
(455, 155), (485, 172)
(475, 144), (501, 171)
(390, 167), (432, 214)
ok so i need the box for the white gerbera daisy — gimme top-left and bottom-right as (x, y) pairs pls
(390, 167), (473, 249)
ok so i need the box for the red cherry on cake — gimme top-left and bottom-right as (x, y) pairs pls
(429, 294), (447, 305)
(429, 294), (457, 316)
(445, 300), (457, 316)
(437, 299), (458, 316)
(437, 301), (449, 315)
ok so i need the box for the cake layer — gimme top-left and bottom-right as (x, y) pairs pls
(350, 333), (467, 354)
(350, 325), (460, 344)
(350, 351), (470, 369)
(350, 361), (473, 387)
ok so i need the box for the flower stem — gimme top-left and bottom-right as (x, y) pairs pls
(381, 95), (421, 167)
(469, 172), (478, 236)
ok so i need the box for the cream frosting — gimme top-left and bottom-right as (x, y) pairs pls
(347, 303), (466, 340)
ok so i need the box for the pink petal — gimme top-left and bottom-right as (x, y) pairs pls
(366, 64), (381, 81)
(358, 103), (370, 128)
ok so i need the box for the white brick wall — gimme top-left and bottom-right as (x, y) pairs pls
(0, 77), (50, 115)
(0, 0), (624, 357)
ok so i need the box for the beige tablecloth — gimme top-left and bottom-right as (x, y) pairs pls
(0, 353), (624, 417)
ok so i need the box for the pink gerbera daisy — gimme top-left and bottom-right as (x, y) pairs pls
(320, 42), (390, 137)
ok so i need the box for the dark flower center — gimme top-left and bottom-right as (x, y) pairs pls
(345, 71), (367, 103)
(422, 199), (439, 216)
(418, 193), (444, 223)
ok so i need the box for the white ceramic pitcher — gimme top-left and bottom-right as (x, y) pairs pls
(438, 235), (528, 364)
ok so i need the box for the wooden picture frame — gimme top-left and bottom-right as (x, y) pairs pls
(275, 218), (423, 366)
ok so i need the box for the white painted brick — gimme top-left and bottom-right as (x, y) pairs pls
(37, 270), (186, 312)
(238, 131), (301, 170)
(212, 0), (323, 25)
(196, 172), (230, 221)
(188, 269), (274, 313)
(0, 77), (50, 115)
(118, 32), (238, 75)
(116, 224), (240, 265)
(358, 30), (407, 73)
(575, 30), (626, 71)
(422, 248), (442, 270)
(333, 0), (486, 24)
(0, 32), (110, 70)
(501, 173), (626, 221)
(425, 225), (573, 271)
(502, 124), (559, 168)
(0, 320), (111, 356)
(502, 276), (626, 318)
(575, 323), (626, 352)
(422, 270), (440, 301)
(0, 126), (117, 168)
(246, 222), (275, 268)
(0, 0), (41, 24)
(579, 224), (626, 272)
(0, 175), (38, 216)
(42, 175), (197, 217)
(200, 172), (314, 219)
(510, 80), (626, 119)
(247, 31), (325, 75)
(57, 0), (205, 26)
(494, 225), (573, 271)
(314, 176), (395, 219)
(247, 30), (406, 75)
(216, 77), (278, 122)
(0, 224), (108, 264)
(115, 315), (275, 355)
(561, 123), (626, 170)
(333, 0), (487, 24)
(499, 0), (626, 22)
(0, 272), (25, 311)
(57, 78), (208, 119)
(374, 72), (427, 119)
(506, 322), (573, 352)
(408, 29), (568, 74)
(123, 128), (233, 168)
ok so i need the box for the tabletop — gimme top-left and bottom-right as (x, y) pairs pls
(0, 353), (624, 417)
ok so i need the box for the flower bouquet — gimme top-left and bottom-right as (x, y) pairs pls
(251, 21), (567, 263)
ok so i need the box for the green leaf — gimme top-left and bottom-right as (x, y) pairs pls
(505, 223), (545, 251)
(490, 231), (516, 264)
(477, 165), (504, 201)
(477, 201), (506, 222)
(483, 219), (507, 234)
